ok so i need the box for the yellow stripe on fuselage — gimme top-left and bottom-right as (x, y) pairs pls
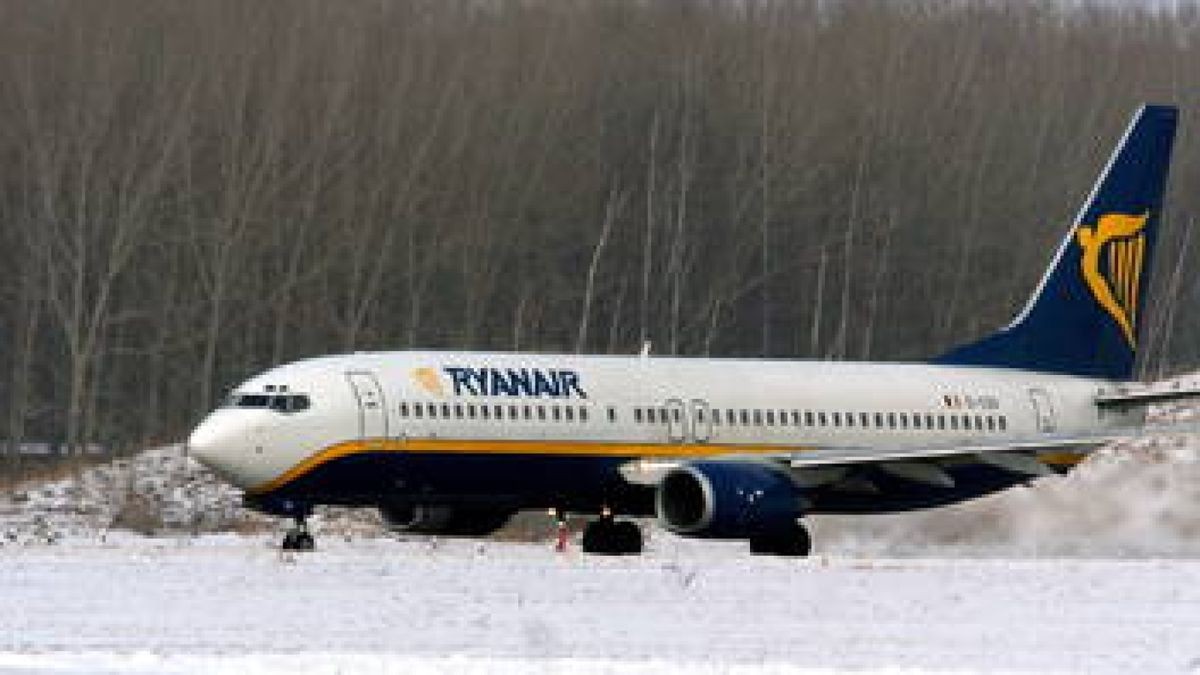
(248, 438), (806, 495)
(249, 438), (1093, 496)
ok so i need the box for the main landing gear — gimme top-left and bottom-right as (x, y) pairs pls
(748, 520), (811, 557)
(581, 514), (643, 555)
(281, 516), (315, 551)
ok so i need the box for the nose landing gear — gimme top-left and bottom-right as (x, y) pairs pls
(281, 516), (315, 551)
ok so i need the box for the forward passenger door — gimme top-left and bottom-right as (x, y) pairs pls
(346, 371), (388, 439)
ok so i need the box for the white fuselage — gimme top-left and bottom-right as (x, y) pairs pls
(188, 350), (1136, 503)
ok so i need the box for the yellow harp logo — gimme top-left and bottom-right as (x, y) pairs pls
(411, 367), (445, 396)
(1075, 212), (1149, 347)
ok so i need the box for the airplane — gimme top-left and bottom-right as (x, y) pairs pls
(188, 104), (1194, 556)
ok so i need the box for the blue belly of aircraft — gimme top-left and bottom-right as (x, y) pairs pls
(248, 450), (1056, 518)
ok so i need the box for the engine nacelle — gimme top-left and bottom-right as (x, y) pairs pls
(655, 461), (806, 538)
(379, 503), (514, 536)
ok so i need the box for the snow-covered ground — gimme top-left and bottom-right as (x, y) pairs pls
(2, 534), (1199, 674)
(1, 420), (1199, 672)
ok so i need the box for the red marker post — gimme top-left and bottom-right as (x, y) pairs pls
(552, 509), (569, 552)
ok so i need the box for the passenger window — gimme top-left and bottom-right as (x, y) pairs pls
(818, 412), (827, 427)
(428, 403), (438, 419)
(728, 409), (737, 425)
(467, 404), (477, 419)
(399, 402), (409, 418)
(509, 404), (519, 419)
(887, 413), (896, 429)
(634, 408), (643, 424)
(975, 415), (983, 431)
(860, 412), (870, 427)
(899, 413), (907, 429)
(753, 410), (762, 426)
(413, 404), (423, 419)
(845, 413), (854, 428)
(925, 414), (935, 429)
(580, 407), (589, 422)
(607, 407), (616, 423)
(564, 407), (574, 422)
(874, 412), (883, 427)
(766, 410), (775, 426)
(986, 416), (995, 431)
(831, 412), (841, 427)
(537, 406), (546, 421)
(647, 408), (657, 424)
(998, 415), (1007, 431)
(711, 409), (721, 426)
(552, 406), (562, 421)
(523, 405), (532, 420)
(911, 413), (920, 429)
(455, 404), (464, 419)
(805, 411), (815, 427)
(961, 415), (972, 430)
(442, 403), (451, 418)
(672, 408), (682, 424)
(740, 410), (750, 425)
(949, 415), (958, 430)
(937, 415), (945, 430)
(479, 406), (489, 420)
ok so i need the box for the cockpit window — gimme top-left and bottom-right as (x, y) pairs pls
(227, 393), (310, 413)
(229, 394), (270, 408)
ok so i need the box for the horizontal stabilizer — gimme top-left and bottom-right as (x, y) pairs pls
(1095, 378), (1200, 408)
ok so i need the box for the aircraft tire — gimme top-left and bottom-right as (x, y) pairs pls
(282, 529), (316, 552)
(614, 521), (643, 554)
(582, 518), (643, 555)
(748, 521), (811, 557)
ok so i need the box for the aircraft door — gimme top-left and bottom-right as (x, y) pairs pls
(346, 371), (388, 439)
(690, 399), (712, 443)
(1028, 387), (1057, 433)
(665, 398), (686, 442)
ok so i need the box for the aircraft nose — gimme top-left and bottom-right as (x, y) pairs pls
(187, 414), (249, 482)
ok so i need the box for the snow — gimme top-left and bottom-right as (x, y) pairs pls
(1, 535), (1199, 673)
(2, 410), (1200, 672)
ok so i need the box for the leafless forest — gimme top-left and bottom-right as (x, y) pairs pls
(1, 0), (1199, 457)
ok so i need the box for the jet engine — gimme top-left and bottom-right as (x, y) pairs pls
(379, 503), (514, 536)
(655, 461), (806, 538)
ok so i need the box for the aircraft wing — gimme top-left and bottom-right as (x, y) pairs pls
(618, 421), (1200, 486)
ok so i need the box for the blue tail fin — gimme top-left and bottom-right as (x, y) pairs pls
(935, 104), (1178, 380)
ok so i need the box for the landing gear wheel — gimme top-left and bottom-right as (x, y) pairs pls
(613, 521), (643, 554)
(749, 521), (811, 557)
(582, 517), (643, 555)
(281, 519), (315, 552)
